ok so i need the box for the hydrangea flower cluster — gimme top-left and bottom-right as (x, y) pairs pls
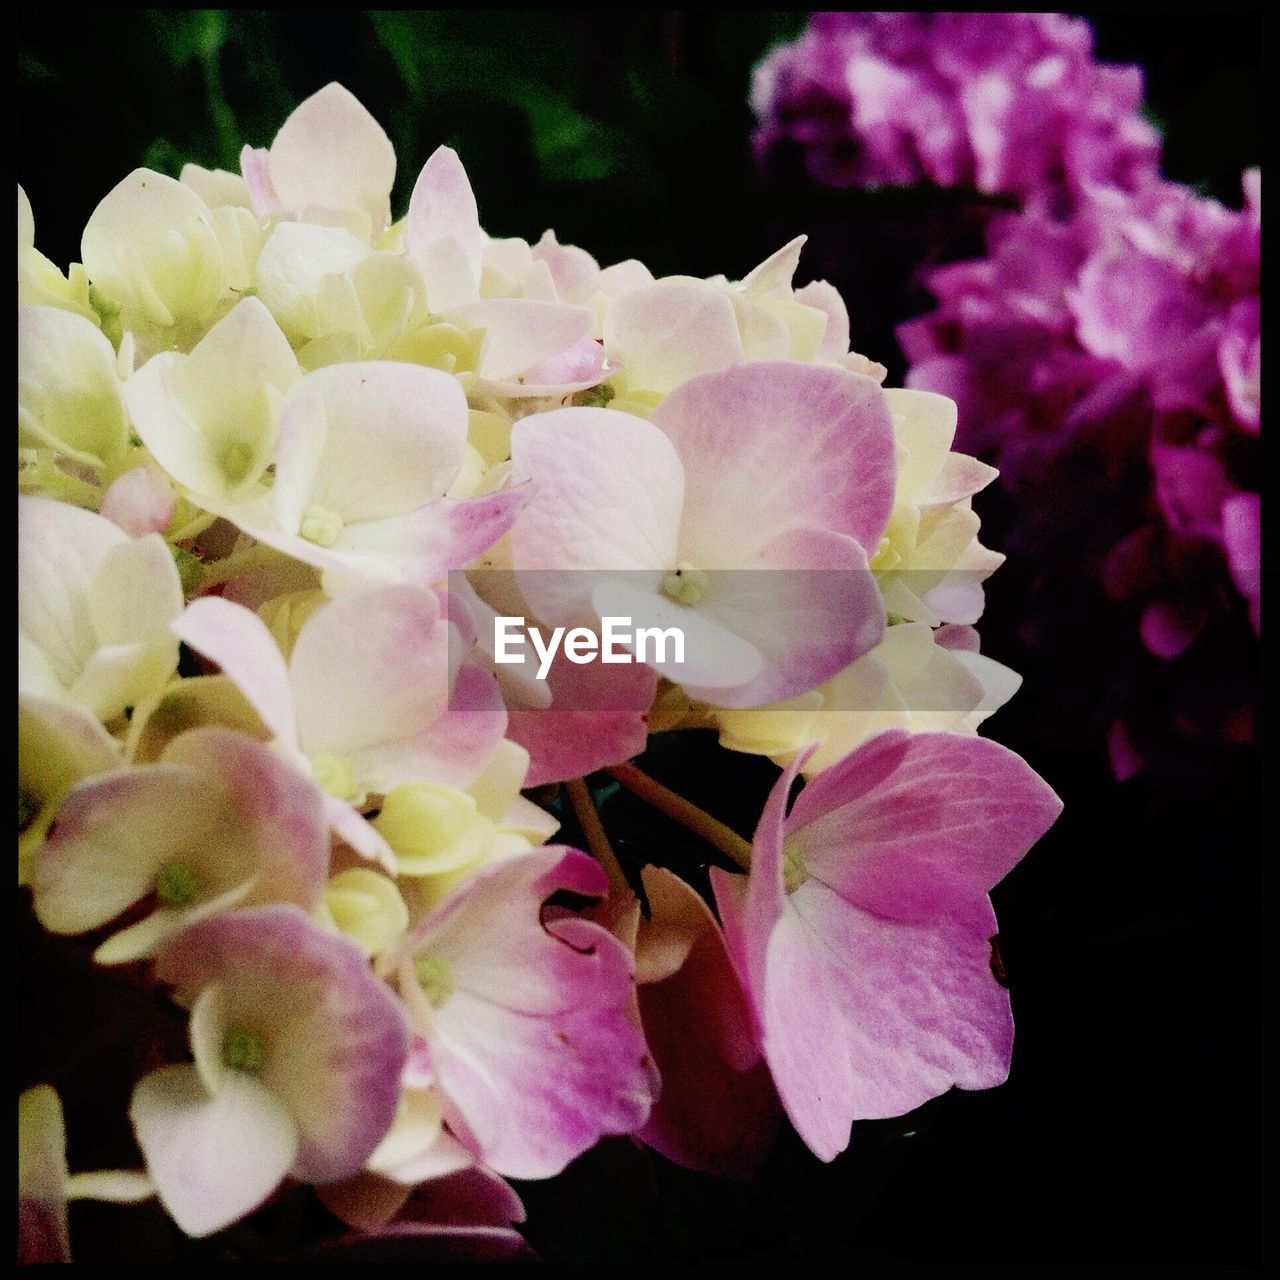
(18, 83), (1061, 1258)
(752, 12), (1159, 212)
(754, 14), (1260, 775)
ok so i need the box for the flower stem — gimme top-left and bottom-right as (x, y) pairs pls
(564, 778), (629, 898)
(605, 763), (753, 871)
(568, 773), (632, 896)
(198, 542), (275, 591)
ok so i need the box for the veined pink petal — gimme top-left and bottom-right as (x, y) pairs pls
(787, 731), (1063, 921)
(791, 884), (1014, 1119)
(346, 660), (507, 794)
(155, 906), (409, 1183)
(652, 361), (897, 564)
(509, 407), (683, 616)
(504, 646), (655, 786)
(397, 847), (654, 1178)
(687, 528), (885, 707)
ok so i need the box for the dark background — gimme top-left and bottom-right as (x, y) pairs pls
(18, 10), (1264, 1267)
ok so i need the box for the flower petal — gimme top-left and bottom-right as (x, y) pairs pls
(172, 597), (299, 751)
(265, 83), (395, 238)
(603, 281), (747, 393)
(652, 361), (897, 563)
(787, 731), (1063, 920)
(155, 906), (409, 1183)
(131, 1064), (298, 1237)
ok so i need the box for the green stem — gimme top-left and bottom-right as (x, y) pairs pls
(564, 778), (629, 898)
(197, 542), (275, 591)
(605, 763), (753, 871)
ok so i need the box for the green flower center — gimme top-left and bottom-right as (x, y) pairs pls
(661, 561), (708, 607)
(300, 504), (344, 548)
(155, 860), (200, 907)
(311, 753), (358, 802)
(782, 841), (809, 893)
(218, 441), (256, 486)
(414, 954), (455, 1009)
(222, 1026), (266, 1073)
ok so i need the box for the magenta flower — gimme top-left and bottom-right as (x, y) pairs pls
(713, 730), (1061, 1159)
(753, 12), (1159, 211)
(901, 173), (1260, 769)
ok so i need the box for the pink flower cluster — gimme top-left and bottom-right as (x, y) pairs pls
(19, 84), (1061, 1259)
(755, 13), (1260, 774)
(901, 175), (1261, 655)
(752, 12), (1159, 211)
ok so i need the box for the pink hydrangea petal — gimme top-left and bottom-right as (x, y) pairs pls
(504, 648), (655, 786)
(400, 847), (654, 1178)
(791, 883), (1014, 1119)
(786, 731), (1063, 921)
(155, 906), (409, 1183)
(686, 528), (885, 708)
(33, 762), (219, 934)
(713, 863), (855, 1163)
(327, 491), (526, 586)
(99, 465), (176, 538)
(172, 598), (299, 751)
(635, 868), (781, 1177)
(265, 83), (395, 236)
(288, 586), (450, 760)
(603, 281), (746, 393)
(509, 408), (683, 615)
(130, 1063), (298, 1238)
(531, 229), (600, 304)
(481, 336), (610, 398)
(650, 361), (897, 564)
(1219, 297), (1260, 431)
(347, 660), (507, 793)
(163, 727), (330, 909)
(448, 298), (595, 382)
(407, 146), (484, 280)
(238, 144), (280, 214)
(1221, 491), (1260, 630)
(794, 279), (851, 361)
